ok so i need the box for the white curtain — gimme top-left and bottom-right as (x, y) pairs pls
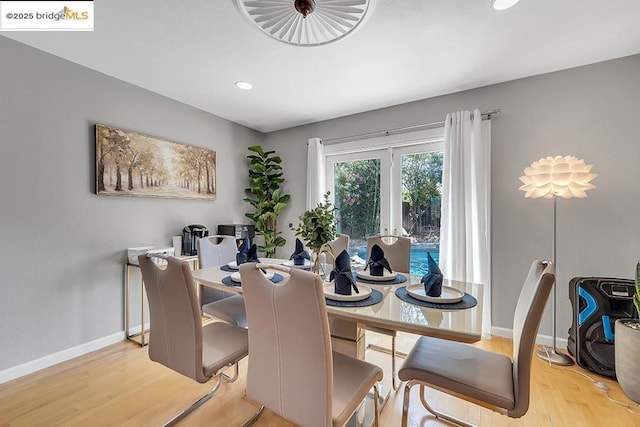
(440, 109), (492, 337)
(306, 137), (325, 210)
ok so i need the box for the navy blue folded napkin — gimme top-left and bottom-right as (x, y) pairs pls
(366, 244), (392, 277)
(330, 250), (359, 295)
(421, 252), (443, 297)
(289, 238), (311, 266)
(236, 237), (250, 265)
(246, 243), (260, 263)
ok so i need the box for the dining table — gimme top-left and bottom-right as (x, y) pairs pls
(191, 258), (484, 427)
(191, 258), (484, 344)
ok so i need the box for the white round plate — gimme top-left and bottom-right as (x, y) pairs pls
(356, 269), (397, 282)
(230, 271), (274, 283)
(282, 260), (312, 269)
(406, 284), (464, 303)
(323, 283), (372, 302)
(227, 261), (239, 270)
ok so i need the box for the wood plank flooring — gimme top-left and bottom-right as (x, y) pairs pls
(0, 332), (638, 426)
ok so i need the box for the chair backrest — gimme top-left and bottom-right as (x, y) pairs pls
(510, 260), (555, 417)
(197, 235), (237, 268)
(240, 263), (333, 427)
(324, 233), (350, 257)
(366, 235), (411, 273)
(138, 255), (209, 383)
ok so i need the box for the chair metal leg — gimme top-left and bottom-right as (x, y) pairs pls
(391, 336), (398, 390)
(242, 405), (265, 427)
(419, 384), (475, 427)
(163, 376), (222, 427)
(367, 336), (406, 390)
(403, 381), (476, 427)
(373, 384), (380, 427)
(401, 381), (413, 427)
(366, 343), (409, 358)
(221, 362), (239, 383)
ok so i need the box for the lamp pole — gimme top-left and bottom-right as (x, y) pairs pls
(536, 196), (574, 365)
(520, 155), (596, 366)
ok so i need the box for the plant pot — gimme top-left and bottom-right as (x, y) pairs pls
(615, 318), (640, 403)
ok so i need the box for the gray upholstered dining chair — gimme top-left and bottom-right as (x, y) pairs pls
(365, 234), (412, 390)
(321, 233), (350, 280)
(398, 260), (555, 427)
(325, 233), (350, 257)
(138, 254), (249, 427)
(366, 235), (411, 274)
(239, 263), (383, 427)
(197, 235), (248, 327)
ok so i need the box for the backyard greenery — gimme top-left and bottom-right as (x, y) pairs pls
(333, 152), (443, 240)
(334, 159), (380, 239)
(402, 152), (443, 235)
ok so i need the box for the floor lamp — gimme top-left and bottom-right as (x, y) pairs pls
(519, 155), (597, 365)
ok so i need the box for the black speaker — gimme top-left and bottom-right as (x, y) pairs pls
(568, 277), (636, 378)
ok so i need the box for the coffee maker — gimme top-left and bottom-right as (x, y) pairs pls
(182, 224), (209, 256)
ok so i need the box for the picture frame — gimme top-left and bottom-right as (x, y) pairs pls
(95, 124), (216, 200)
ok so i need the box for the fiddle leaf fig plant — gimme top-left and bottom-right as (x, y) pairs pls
(244, 145), (290, 258)
(295, 192), (338, 272)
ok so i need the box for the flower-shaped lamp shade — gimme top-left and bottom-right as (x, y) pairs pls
(519, 156), (597, 199)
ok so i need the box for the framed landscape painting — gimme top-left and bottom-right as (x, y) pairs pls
(95, 124), (216, 200)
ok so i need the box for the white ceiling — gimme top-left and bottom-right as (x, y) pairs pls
(4, 0), (640, 133)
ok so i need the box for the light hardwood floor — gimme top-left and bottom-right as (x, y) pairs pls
(0, 332), (638, 426)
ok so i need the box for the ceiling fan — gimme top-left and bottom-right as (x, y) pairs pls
(234, 0), (375, 46)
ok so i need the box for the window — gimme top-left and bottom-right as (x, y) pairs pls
(324, 128), (443, 275)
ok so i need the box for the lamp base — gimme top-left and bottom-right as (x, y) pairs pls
(536, 346), (574, 366)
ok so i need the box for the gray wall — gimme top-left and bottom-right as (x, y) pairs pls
(0, 37), (261, 371)
(264, 54), (640, 339)
(1, 33), (638, 374)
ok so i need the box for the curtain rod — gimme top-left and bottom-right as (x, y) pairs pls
(321, 109), (500, 145)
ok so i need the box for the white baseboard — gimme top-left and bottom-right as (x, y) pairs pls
(0, 325), (568, 385)
(491, 326), (569, 348)
(0, 331), (125, 385)
(127, 323), (150, 335)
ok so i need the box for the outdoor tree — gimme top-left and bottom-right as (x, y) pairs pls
(334, 159), (380, 239)
(402, 152), (443, 234)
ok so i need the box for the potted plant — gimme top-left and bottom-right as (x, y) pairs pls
(244, 145), (290, 258)
(615, 262), (640, 403)
(295, 192), (338, 273)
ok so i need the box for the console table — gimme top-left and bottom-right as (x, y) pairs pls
(124, 255), (199, 346)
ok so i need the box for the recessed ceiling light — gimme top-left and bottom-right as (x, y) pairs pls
(235, 81), (253, 90)
(492, 0), (520, 10)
